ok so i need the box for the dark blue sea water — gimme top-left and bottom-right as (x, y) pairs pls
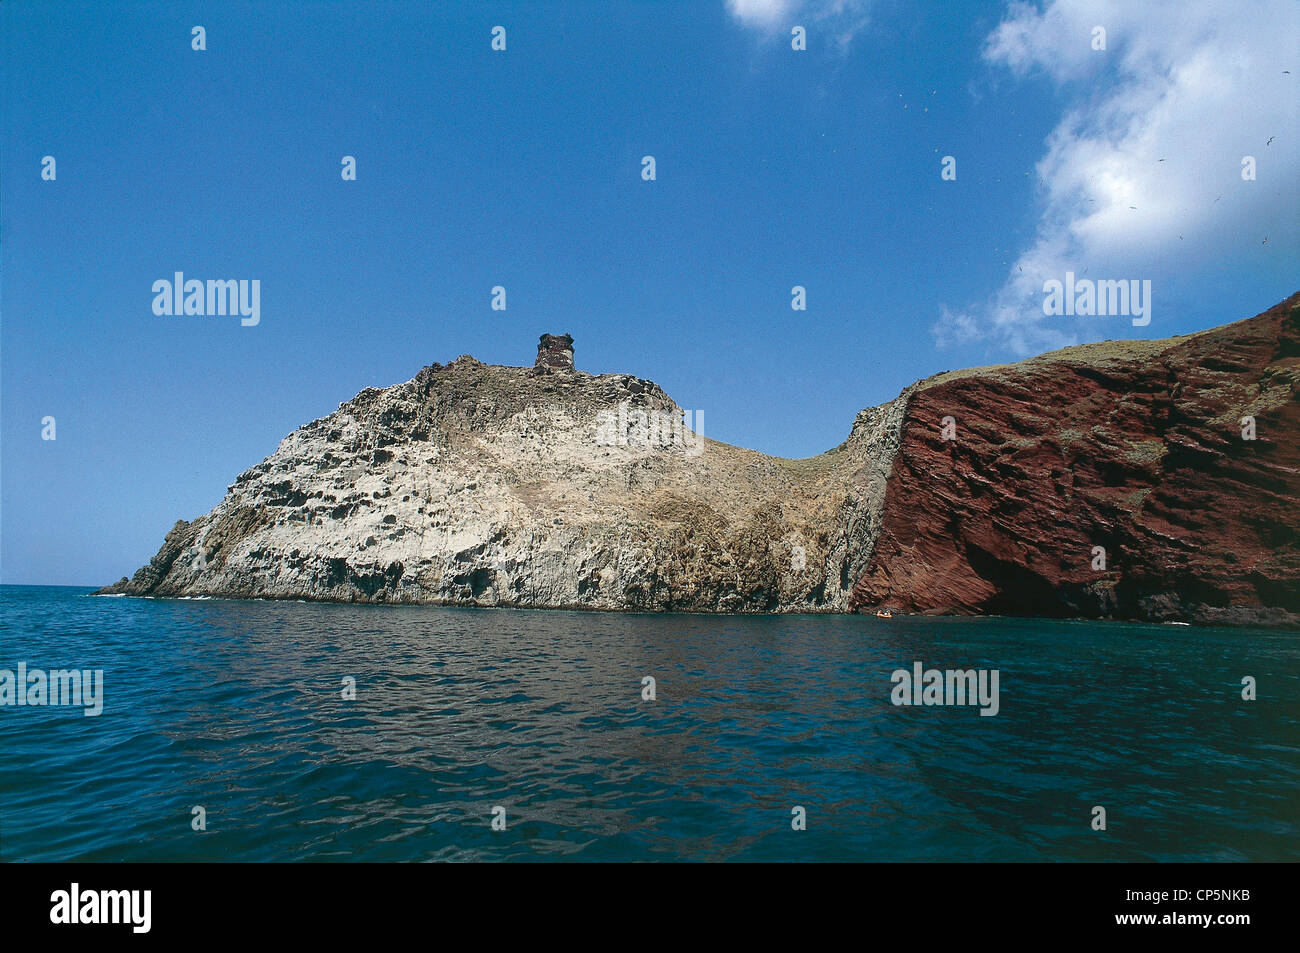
(1, 585), (1297, 862)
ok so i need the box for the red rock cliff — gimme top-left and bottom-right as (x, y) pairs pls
(850, 292), (1300, 627)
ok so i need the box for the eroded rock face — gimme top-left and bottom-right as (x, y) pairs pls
(849, 292), (1300, 627)
(100, 297), (1300, 627)
(99, 348), (907, 611)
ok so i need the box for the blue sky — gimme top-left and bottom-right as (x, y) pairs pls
(3, 0), (1296, 585)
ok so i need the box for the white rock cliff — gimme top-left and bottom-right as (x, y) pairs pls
(100, 334), (909, 611)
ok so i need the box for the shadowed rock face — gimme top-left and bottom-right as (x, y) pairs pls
(100, 296), (1300, 627)
(849, 292), (1300, 627)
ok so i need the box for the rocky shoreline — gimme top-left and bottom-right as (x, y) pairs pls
(101, 294), (1300, 628)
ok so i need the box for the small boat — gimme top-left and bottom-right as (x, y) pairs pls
(875, 608), (893, 619)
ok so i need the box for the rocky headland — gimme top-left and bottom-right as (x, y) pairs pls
(100, 293), (1300, 627)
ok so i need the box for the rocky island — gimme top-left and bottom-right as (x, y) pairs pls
(100, 293), (1300, 627)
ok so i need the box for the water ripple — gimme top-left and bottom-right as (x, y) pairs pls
(1, 587), (1297, 861)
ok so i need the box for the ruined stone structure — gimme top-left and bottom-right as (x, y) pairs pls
(534, 333), (575, 371)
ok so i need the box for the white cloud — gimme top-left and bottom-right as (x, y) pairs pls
(932, 305), (981, 350)
(726, 0), (799, 30)
(726, 0), (871, 49)
(938, 0), (1299, 355)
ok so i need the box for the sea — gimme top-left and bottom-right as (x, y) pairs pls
(1, 585), (1297, 862)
